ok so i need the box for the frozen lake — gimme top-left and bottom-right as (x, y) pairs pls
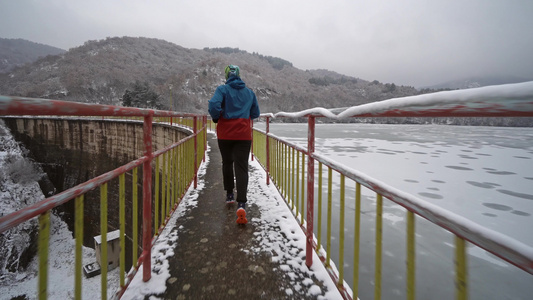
(255, 122), (533, 300)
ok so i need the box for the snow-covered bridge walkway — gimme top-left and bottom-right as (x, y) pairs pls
(121, 134), (343, 300)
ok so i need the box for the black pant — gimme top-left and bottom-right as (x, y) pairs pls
(217, 139), (252, 203)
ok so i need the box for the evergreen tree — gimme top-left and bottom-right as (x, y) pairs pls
(122, 81), (162, 109)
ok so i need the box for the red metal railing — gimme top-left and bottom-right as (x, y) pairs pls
(2, 81), (533, 299)
(0, 95), (207, 299)
(252, 81), (533, 300)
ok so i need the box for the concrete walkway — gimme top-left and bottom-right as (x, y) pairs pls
(155, 134), (336, 299)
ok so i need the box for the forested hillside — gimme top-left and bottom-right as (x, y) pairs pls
(0, 37), (421, 113)
(1, 36), (530, 126)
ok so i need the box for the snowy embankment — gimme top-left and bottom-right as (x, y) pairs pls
(0, 120), (120, 299)
(0, 120), (43, 278)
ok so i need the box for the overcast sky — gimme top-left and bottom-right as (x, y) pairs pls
(1, 0), (532, 87)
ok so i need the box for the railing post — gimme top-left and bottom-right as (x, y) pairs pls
(204, 116), (207, 162)
(193, 116), (198, 189)
(306, 115), (315, 268)
(266, 116), (270, 185)
(251, 119), (254, 161)
(142, 114), (153, 282)
(38, 211), (50, 300)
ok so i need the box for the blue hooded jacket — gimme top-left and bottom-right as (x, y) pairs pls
(208, 75), (260, 140)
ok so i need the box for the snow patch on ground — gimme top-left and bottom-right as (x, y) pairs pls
(0, 207), (122, 299)
(246, 159), (343, 300)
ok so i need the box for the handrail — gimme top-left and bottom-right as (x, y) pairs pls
(264, 80), (533, 119)
(252, 81), (533, 300)
(0, 155), (149, 233)
(312, 152), (533, 274)
(0, 95), (199, 118)
(0, 95), (207, 300)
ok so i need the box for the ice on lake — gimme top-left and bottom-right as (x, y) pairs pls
(256, 122), (533, 300)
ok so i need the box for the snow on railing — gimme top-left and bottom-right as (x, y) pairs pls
(264, 80), (533, 119)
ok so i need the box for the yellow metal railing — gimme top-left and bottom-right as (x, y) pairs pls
(75, 195), (84, 300)
(254, 123), (533, 300)
(252, 81), (533, 300)
(66, 125), (203, 299)
(38, 211), (50, 300)
(0, 96), (208, 300)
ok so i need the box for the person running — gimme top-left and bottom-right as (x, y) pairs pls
(208, 65), (260, 224)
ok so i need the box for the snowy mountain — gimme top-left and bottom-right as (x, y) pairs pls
(0, 38), (66, 73)
(0, 36), (420, 114)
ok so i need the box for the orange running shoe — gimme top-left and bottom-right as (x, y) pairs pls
(236, 202), (247, 225)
